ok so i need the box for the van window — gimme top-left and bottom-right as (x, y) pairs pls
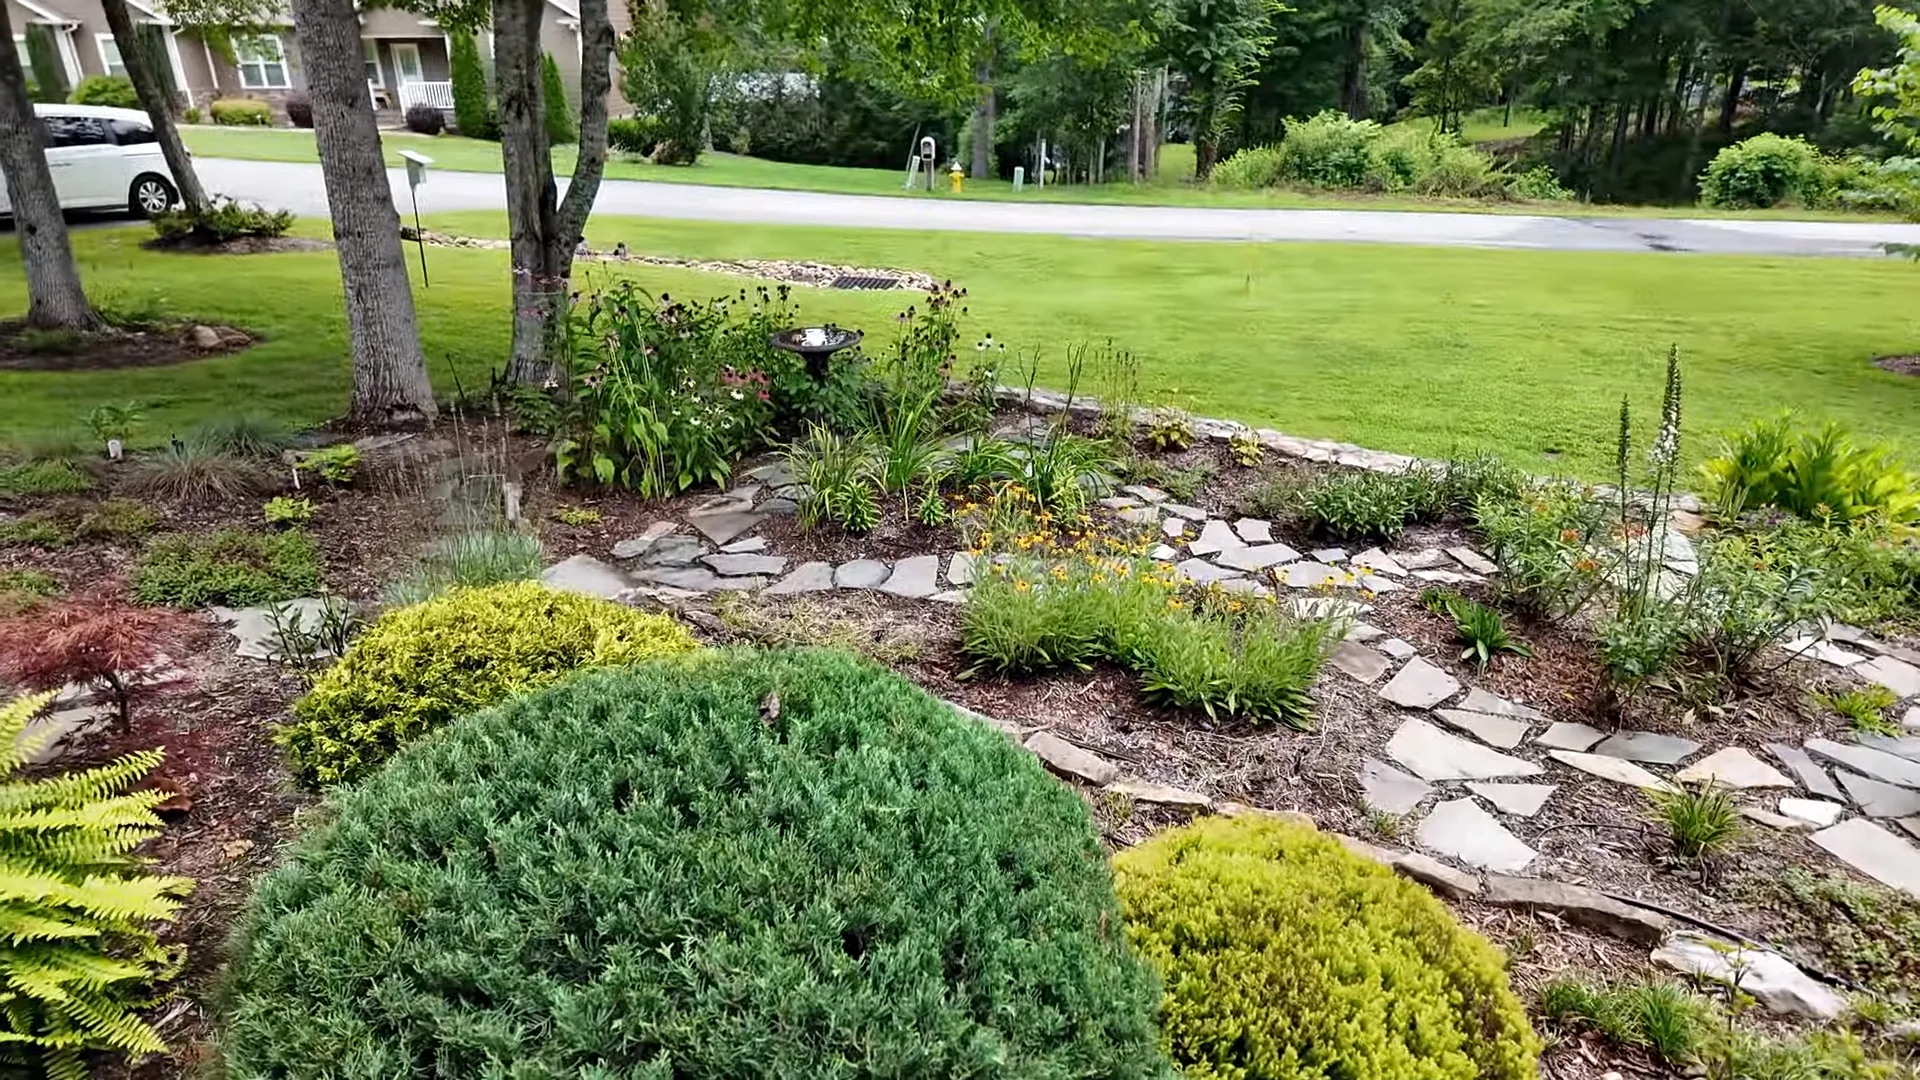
(41, 116), (109, 148)
(108, 118), (156, 145)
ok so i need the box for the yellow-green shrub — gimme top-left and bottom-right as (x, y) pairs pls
(275, 581), (696, 787)
(1114, 815), (1540, 1080)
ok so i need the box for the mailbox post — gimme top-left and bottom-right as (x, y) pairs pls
(398, 149), (434, 287)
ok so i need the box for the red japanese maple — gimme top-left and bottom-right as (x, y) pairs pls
(0, 591), (192, 729)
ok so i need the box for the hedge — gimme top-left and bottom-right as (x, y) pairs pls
(226, 648), (1172, 1078)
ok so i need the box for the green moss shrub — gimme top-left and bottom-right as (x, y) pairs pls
(131, 528), (320, 607)
(226, 649), (1172, 1078)
(275, 581), (697, 786)
(1114, 815), (1540, 1080)
(1699, 134), (1829, 209)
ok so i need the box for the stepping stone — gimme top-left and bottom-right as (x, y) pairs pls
(1161, 517), (1190, 539)
(211, 599), (335, 661)
(1744, 807), (1818, 832)
(1347, 623), (1386, 643)
(1462, 688), (1548, 722)
(1834, 771), (1920, 817)
(1121, 484), (1168, 503)
(1467, 782), (1557, 817)
(1098, 496), (1140, 510)
(1651, 933), (1846, 1020)
(1355, 572), (1403, 594)
(720, 536), (768, 554)
(634, 565), (765, 592)
(638, 533), (706, 566)
(1329, 642), (1392, 684)
(1118, 506), (1159, 526)
(1858, 734), (1920, 762)
(688, 510), (763, 546)
(1907, 705), (1920, 733)
(1780, 636), (1866, 668)
(1674, 747), (1793, 789)
(1411, 569), (1483, 585)
(1379, 638), (1419, 661)
(1593, 731), (1702, 765)
(1295, 597), (1370, 621)
(1350, 548), (1407, 576)
(17, 704), (116, 765)
(1310, 548), (1348, 563)
(1361, 757), (1433, 815)
(1778, 798), (1845, 828)
(1858, 655), (1920, 699)
(1148, 544), (1177, 561)
(1163, 502), (1207, 521)
(1416, 798), (1537, 873)
(1481, 875), (1669, 945)
(1805, 738), (1920, 789)
(1176, 558), (1244, 585)
(834, 560), (891, 589)
(1189, 520), (1245, 557)
(1214, 543), (1301, 572)
(1811, 818), (1920, 898)
(540, 555), (630, 600)
(947, 552), (977, 586)
(1378, 658), (1462, 710)
(703, 554), (787, 577)
(1900, 818), (1920, 842)
(1106, 778), (1211, 808)
(1399, 548), (1451, 570)
(1215, 578), (1272, 598)
(758, 498), (798, 516)
(1386, 718), (1543, 782)
(1547, 750), (1678, 793)
(1536, 722), (1606, 751)
(1024, 731), (1118, 785)
(1232, 518), (1272, 543)
(1434, 709), (1531, 750)
(690, 493), (754, 516)
(1767, 742), (1844, 800)
(766, 561), (834, 595)
(929, 589), (967, 604)
(1279, 562), (1347, 589)
(742, 461), (794, 486)
(610, 521), (679, 559)
(879, 555), (940, 599)
(1447, 546), (1499, 575)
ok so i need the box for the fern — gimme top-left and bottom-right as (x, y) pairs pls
(0, 692), (192, 1076)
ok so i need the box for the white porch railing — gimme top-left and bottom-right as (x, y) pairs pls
(397, 81), (454, 111)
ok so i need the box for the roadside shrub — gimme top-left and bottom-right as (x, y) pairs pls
(1699, 134), (1829, 209)
(607, 115), (659, 155)
(284, 92), (312, 128)
(1509, 165), (1574, 201)
(379, 527), (543, 606)
(1115, 814), (1540, 1080)
(1211, 143), (1286, 189)
(277, 581), (696, 786)
(210, 97), (271, 126)
(69, 74), (138, 109)
(226, 650), (1171, 1078)
(125, 440), (274, 505)
(150, 196), (294, 244)
(0, 593), (192, 728)
(0, 690), (193, 1079)
(1279, 111), (1378, 188)
(1702, 414), (1920, 526)
(1419, 142), (1503, 197)
(403, 103), (444, 135)
(132, 528), (320, 608)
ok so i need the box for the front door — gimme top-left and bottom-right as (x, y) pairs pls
(391, 42), (423, 86)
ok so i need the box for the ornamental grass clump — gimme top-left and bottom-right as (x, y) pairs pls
(276, 580), (697, 786)
(225, 650), (1172, 1079)
(1115, 814), (1540, 1080)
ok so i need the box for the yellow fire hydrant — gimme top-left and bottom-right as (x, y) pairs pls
(949, 162), (965, 193)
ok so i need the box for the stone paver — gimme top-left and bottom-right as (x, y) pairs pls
(634, 566), (766, 592)
(1347, 623), (1386, 643)
(1835, 770), (1920, 817)
(1161, 517), (1190, 539)
(1780, 636), (1867, 668)
(540, 555), (631, 599)
(1593, 730), (1702, 765)
(1859, 734), (1920, 763)
(1433, 709), (1531, 750)
(1744, 807), (1818, 832)
(1024, 731), (1119, 785)
(1900, 818), (1920, 842)
(766, 561), (834, 595)
(1330, 642), (1393, 684)
(1213, 543), (1302, 572)
(1778, 798), (1846, 828)
(1189, 520), (1246, 556)
(1411, 568), (1483, 585)
(610, 521), (679, 559)
(1767, 742), (1844, 800)
(1672, 747), (1793, 789)
(1149, 544), (1177, 561)
(834, 560), (891, 589)
(687, 510), (763, 546)
(720, 536), (769, 554)
(1176, 558), (1245, 585)
(1398, 548), (1452, 570)
(1355, 572), (1403, 594)
(1806, 738), (1920, 788)
(1216, 578), (1273, 598)
(1548, 750), (1678, 793)
(946, 552), (977, 586)
(1467, 782), (1557, 817)
(1417, 798), (1537, 873)
(1906, 705), (1920, 733)
(1310, 548), (1348, 563)
(1098, 496), (1140, 510)
(1361, 757), (1433, 815)
(759, 497), (799, 516)
(1379, 638), (1419, 661)
(639, 534), (706, 566)
(1349, 548), (1407, 576)
(211, 598), (334, 661)
(1447, 546), (1499, 575)
(1106, 778), (1211, 808)
(929, 589), (967, 604)
(703, 554), (787, 577)
(1232, 518), (1272, 543)
(879, 555), (941, 599)
(1462, 688), (1547, 722)
(1279, 562), (1347, 588)
(1811, 818), (1920, 897)
(1481, 875), (1669, 944)
(1377, 658), (1461, 710)
(1652, 933), (1846, 1019)
(1118, 506), (1158, 526)
(1858, 655), (1920, 699)
(1121, 484), (1168, 503)
(1387, 718), (1544, 781)
(1163, 502), (1207, 521)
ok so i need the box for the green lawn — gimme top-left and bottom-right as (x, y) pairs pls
(5, 214), (1917, 480)
(176, 126), (1895, 222)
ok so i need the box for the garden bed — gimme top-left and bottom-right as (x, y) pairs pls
(0, 321), (254, 372)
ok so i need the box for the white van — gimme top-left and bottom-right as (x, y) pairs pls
(0, 104), (180, 218)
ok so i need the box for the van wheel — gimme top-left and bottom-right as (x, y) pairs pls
(129, 175), (178, 218)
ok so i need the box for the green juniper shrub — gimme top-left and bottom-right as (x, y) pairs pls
(1701, 414), (1920, 527)
(132, 528), (320, 608)
(276, 581), (696, 786)
(126, 442), (274, 507)
(378, 527), (545, 607)
(149, 197), (293, 245)
(0, 569), (61, 616)
(228, 649), (1172, 1078)
(1115, 814), (1540, 1080)
(1814, 685), (1902, 737)
(0, 459), (94, 496)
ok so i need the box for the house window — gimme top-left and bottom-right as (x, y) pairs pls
(96, 34), (126, 78)
(13, 36), (29, 74)
(363, 38), (381, 86)
(235, 33), (288, 89)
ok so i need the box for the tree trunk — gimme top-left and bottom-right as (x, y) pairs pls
(291, 0), (436, 423)
(1340, 17), (1369, 119)
(101, 0), (206, 213)
(1194, 135), (1218, 181)
(1717, 62), (1745, 134)
(969, 27), (994, 181)
(0, 1), (101, 331)
(500, 0), (614, 386)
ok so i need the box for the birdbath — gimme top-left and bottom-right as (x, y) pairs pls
(770, 325), (862, 382)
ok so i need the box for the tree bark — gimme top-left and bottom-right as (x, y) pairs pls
(1194, 134), (1218, 181)
(1717, 61), (1746, 134)
(0, 0), (102, 331)
(499, 0), (614, 387)
(969, 26), (994, 181)
(101, 0), (206, 213)
(291, 0), (436, 423)
(1340, 16), (1369, 119)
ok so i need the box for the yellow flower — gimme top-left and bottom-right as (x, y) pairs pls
(1015, 580), (1031, 592)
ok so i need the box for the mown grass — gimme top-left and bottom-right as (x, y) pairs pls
(3, 212), (1918, 481)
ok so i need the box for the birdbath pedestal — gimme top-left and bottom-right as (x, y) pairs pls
(770, 326), (862, 382)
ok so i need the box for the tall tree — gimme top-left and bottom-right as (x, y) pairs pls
(290, 0), (438, 422)
(1855, 3), (1920, 158)
(103, 0), (208, 212)
(0, 1), (103, 331)
(1156, 0), (1278, 178)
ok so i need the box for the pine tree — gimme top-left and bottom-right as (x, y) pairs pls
(542, 52), (576, 145)
(450, 32), (496, 140)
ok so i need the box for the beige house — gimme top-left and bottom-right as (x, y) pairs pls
(8, 0), (619, 125)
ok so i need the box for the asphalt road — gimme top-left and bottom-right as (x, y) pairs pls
(193, 157), (1920, 258)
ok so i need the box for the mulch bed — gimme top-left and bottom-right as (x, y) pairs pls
(1874, 354), (1920, 378)
(140, 235), (333, 256)
(0, 320), (255, 372)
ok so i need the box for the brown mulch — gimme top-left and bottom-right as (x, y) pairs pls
(0, 321), (254, 372)
(1874, 354), (1920, 378)
(140, 235), (333, 256)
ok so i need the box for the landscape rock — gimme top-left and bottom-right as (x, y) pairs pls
(1329, 642), (1393, 684)
(1379, 638), (1419, 661)
(1354, 572), (1403, 594)
(741, 460), (794, 486)
(1467, 782), (1558, 817)
(15, 704), (115, 765)
(758, 497), (799, 516)
(1806, 738), (1920, 789)
(1391, 851), (1483, 899)
(1651, 933), (1847, 1019)
(1310, 548), (1349, 563)
(766, 561), (834, 595)
(1176, 558), (1245, 585)
(1907, 705), (1920, 733)
(1232, 518), (1272, 543)
(834, 560), (892, 589)
(1767, 742), (1844, 800)
(879, 555), (941, 599)
(188, 324), (222, 349)
(1024, 731), (1119, 785)
(1387, 718), (1544, 782)
(1121, 484), (1168, 503)
(1434, 709), (1531, 750)
(687, 510), (763, 546)
(1812, 819), (1920, 897)
(539, 555), (631, 600)
(1361, 757), (1434, 815)
(1106, 778), (1211, 808)
(1548, 750), (1678, 793)
(1593, 731), (1702, 765)
(1215, 579), (1272, 598)
(1162, 517), (1190, 539)
(1279, 562), (1347, 588)
(1778, 798), (1846, 828)
(1350, 548), (1407, 576)
(1674, 747), (1793, 789)
(1149, 544), (1177, 561)
(211, 598), (334, 661)
(929, 589), (967, 604)
(703, 554), (787, 577)
(947, 552), (977, 586)
(610, 521), (679, 560)
(1098, 496), (1140, 510)
(1347, 623), (1386, 643)
(1462, 688), (1548, 722)
(1189, 520), (1246, 557)
(1377, 658), (1462, 710)
(1398, 548), (1451, 570)
(633, 566), (764, 592)
(1834, 770), (1920, 817)
(1481, 875), (1671, 945)
(1858, 734), (1920, 763)
(1411, 569), (1483, 585)
(637, 534), (706, 566)
(1117, 506), (1159, 526)
(1743, 808), (1817, 832)
(1163, 502), (1207, 521)
(1780, 636), (1867, 668)
(1447, 546), (1499, 575)
(720, 536), (768, 554)
(1416, 798), (1537, 873)
(1213, 543), (1301, 572)
(1858, 655), (1920, 699)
